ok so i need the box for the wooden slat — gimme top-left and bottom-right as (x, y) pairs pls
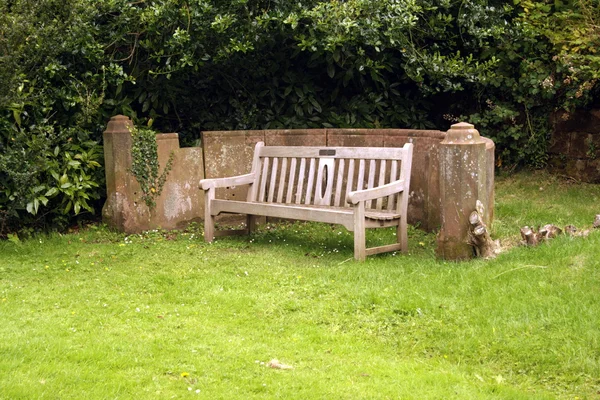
(345, 159), (355, 206)
(258, 157), (269, 202)
(200, 173), (254, 190)
(314, 158), (325, 204)
(334, 159), (345, 207)
(314, 158), (335, 206)
(286, 158), (297, 204)
(347, 179), (406, 204)
(267, 157), (278, 202)
(304, 158), (316, 205)
(367, 159), (376, 209)
(296, 158), (306, 204)
(376, 160), (386, 210)
(387, 160), (398, 211)
(356, 159), (365, 193)
(246, 142), (265, 202)
(211, 199), (355, 231)
(260, 146), (407, 160)
(322, 159), (334, 205)
(277, 158), (288, 203)
(365, 243), (403, 257)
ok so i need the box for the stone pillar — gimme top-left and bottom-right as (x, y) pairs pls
(436, 122), (491, 260)
(101, 115), (145, 232)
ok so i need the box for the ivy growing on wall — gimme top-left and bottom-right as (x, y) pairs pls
(129, 126), (174, 211)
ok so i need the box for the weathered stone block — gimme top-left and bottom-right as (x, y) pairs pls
(265, 129), (326, 146)
(384, 130), (445, 232)
(327, 128), (385, 147)
(203, 130), (265, 202)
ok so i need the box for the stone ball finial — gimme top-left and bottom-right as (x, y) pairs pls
(443, 122), (482, 144)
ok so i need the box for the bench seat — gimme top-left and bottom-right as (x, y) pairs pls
(211, 200), (403, 230)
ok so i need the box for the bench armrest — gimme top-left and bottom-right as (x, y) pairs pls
(200, 173), (255, 190)
(347, 179), (407, 205)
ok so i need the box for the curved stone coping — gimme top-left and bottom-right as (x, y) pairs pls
(482, 137), (495, 150)
(203, 129), (325, 137)
(327, 128), (446, 139)
(203, 128), (447, 140)
(156, 133), (179, 141)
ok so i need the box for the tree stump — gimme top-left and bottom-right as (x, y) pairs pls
(520, 224), (563, 246)
(520, 226), (539, 246)
(468, 208), (497, 258)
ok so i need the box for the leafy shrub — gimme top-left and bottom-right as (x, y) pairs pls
(1, 0), (599, 234)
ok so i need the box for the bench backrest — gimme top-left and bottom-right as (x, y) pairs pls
(246, 142), (413, 211)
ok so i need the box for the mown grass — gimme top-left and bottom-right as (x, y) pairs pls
(1, 171), (599, 399)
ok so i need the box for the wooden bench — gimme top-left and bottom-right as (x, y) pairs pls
(200, 141), (413, 261)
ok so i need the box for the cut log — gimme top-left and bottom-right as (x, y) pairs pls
(564, 225), (578, 236)
(565, 224), (590, 237)
(539, 224), (562, 239)
(520, 226), (539, 246)
(468, 209), (498, 258)
(520, 224), (565, 246)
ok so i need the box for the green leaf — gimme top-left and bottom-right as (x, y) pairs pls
(59, 174), (69, 185)
(54, 146), (60, 157)
(74, 202), (81, 215)
(39, 196), (49, 206)
(61, 182), (73, 189)
(68, 160), (81, 168)
(26, 202), (34, 214)
(333, 49), (341, 63)
(33, 185), (45, 193)
(12, 109), (21, 127)
(308, 97), (322, 113)
(327, 63), (335, 79)
(45, 187), (59, 197)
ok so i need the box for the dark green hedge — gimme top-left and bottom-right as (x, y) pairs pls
(1, 0), (598, 234)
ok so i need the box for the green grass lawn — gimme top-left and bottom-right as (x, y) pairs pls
(1, 171), (599, 399)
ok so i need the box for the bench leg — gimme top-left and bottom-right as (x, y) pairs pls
(204, 188), (215, 242)
(353, 202), (366, 262)
(247, 215), (257, 234)
(397, 218), (408, 252)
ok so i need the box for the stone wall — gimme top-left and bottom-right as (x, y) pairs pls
(102, 116), (495, 260)
(548, 109), (600, 182)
